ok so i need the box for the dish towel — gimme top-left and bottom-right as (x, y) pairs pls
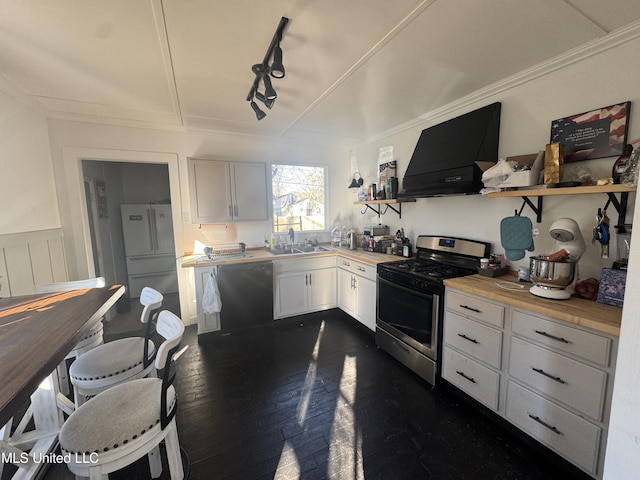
(202, 270), (222, 314)
(501, 214), (535, 260)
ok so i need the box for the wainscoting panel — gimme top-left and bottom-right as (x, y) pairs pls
(0, 228), (68, 296)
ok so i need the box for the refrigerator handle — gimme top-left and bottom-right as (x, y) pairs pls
(147, 209), (154, 252)
(150, 208), (158, 252)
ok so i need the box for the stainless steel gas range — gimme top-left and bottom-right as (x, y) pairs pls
(376, 235), (491, 386)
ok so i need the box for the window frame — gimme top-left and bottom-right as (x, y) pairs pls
(269, 162), (330, 235)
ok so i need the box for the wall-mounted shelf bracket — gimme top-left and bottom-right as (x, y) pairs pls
(360, 203), (402, 218)
(603, 191), (629, 226)
(354, 199), (415, 219)
(519, 196), (543, 223)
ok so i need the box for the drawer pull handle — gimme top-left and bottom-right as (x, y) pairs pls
(534, 330), (569, 344)
(343, 261), (350, 266)
(392, 340), (411, 355)
(357, 266), (366, 272)
(460, 305), (481, 313)
(458, 333), (479, 344)
(528, 414), (562, 435)
(532, 367), (566, 384)
(456, 370), (476, 383)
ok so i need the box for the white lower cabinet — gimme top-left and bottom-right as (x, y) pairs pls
(443, 291), (504, 412)
(443, 287), (617, 479)
(337, 256), (376, 331)
(273, 257), (336, 319)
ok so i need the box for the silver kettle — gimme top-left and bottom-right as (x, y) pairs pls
(348, 231), (358, 250)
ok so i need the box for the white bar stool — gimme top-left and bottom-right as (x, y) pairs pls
(59, 310), (186, 480)
(69, 286), (163, 407)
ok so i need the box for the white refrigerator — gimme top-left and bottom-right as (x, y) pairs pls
(120, 204), (178, 298)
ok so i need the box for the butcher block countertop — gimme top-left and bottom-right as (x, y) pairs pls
(444, 274), (622, 336)
(181, 246), (401, 268)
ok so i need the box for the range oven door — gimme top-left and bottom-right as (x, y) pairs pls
(376, 277), (440, 361)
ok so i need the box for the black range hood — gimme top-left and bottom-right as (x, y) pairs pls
(398, 102), (501, 198)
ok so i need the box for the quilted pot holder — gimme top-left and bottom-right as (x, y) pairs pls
(500, 214), (534, 260)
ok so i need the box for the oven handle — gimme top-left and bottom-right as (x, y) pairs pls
(377, 277), (438, 301)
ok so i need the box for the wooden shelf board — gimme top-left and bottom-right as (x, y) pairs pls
(354, 198), (416, 205)
(487, 184), (636, 198)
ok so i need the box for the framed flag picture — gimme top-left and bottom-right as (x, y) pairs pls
(550, 101), (630, 162)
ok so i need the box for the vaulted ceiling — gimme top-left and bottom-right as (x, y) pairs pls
(1, 0), (640, 146)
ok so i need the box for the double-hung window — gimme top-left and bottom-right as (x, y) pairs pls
(271, 164), (327, 233)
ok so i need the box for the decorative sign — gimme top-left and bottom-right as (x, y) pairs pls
(550, 101), (630, 162)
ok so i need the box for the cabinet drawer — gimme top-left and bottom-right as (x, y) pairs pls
(337, 256), (376, 282)
(445, 290), (504, 328)
(506, 381), (600, 475)
(509, 337), (607, 420)
(442, 347), (500, 411)
(512, 310), (611, 367)
(444, 312), (502, 369)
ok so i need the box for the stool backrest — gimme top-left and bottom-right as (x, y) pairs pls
(154, 310), (185, 430)
(35, 277), (106, 293)
(155, 310), (185, 370)
(139, 287), (164, 324)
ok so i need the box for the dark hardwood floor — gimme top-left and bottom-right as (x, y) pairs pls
(38, 308), (592, 480)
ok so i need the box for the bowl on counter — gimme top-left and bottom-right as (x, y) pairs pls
(529, 256), (576, 287)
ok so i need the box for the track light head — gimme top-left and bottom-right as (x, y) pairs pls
(250, 99), (267, 120)
(270, 45), (285, 78)
(262, 76), (277, 100)
(255, 91), (275, 109)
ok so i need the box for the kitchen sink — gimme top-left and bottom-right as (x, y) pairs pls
(268, 245), (333, 255)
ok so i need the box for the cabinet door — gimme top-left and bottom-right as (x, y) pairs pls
(355, 275), (376, 331)
(308, 268), (336, 312)
(274, 271), (308, 318)
(188, 159), (233, 223)
(230, 163), (268, 221)
(195, 267), (220, 334)
(337, 268), (356, 317)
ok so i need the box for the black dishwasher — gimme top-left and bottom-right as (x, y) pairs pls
(217, 261), (274, 331)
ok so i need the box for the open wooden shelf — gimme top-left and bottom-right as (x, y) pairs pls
(487, 184), (636, 224)
(486, 184), (636, 198)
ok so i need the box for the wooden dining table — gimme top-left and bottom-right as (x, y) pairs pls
(0, 284), (124, 477)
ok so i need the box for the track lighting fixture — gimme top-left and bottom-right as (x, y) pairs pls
(246, 16), (289, 120)
(255, 91), (274, 109)
(270, 46), (285, 78)
(250, 99), (267, 120)
(262, 75), (277, 100)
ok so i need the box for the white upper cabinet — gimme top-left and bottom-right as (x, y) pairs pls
(188, 158), (268, 223)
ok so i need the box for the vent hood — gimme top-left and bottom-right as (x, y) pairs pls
(398, 102), (501, 198)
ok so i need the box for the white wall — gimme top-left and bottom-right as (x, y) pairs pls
(351, 33), (640, 480)
(0, 90), (59, 234)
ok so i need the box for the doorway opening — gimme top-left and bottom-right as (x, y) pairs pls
(81, 160), (181, 332)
